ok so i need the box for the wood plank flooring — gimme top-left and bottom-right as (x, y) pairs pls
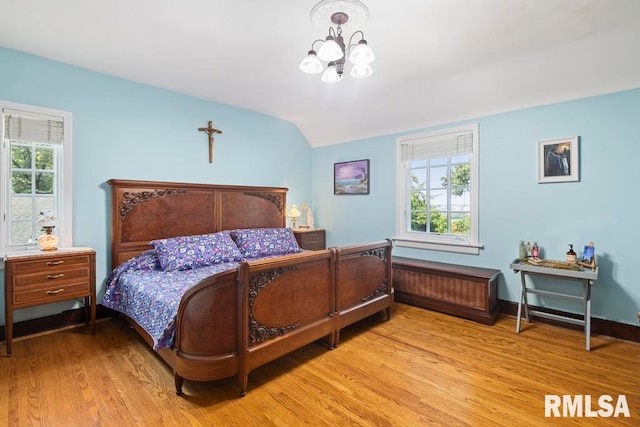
(1, 303), (638, 426)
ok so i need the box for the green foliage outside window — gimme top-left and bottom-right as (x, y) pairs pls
(452, 215), (470, 235)
(11, 143), (54, 195)
(410, 163), (471, 235)
(441, 164), (470, 196)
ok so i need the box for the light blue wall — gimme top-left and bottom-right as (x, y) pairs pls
(0, 46), (312, 323)
(312, 88), (640, 326)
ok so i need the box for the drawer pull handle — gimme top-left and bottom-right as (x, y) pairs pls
(46, 289), (64, 295)
(46, 260), (65, 266)
(46, 274), (65, 280)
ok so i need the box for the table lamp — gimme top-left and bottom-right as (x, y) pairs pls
(287, 205), (301, 229)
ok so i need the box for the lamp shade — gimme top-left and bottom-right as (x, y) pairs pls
(348, 39), (375, 65)
(350, 63), (373, 79)
(37, 211), (56, 228)
(299, 50), (324, 74)
(321, 63), (342, 83)
(287, 205), (301, 219)
(317, 37), (344, 62)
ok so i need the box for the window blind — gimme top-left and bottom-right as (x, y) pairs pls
(3, 109), (64, 145)
(401, 130), (473, 161)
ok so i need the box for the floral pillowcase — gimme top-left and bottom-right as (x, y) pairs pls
(150, 231), (244, 271)
(230, 228), (303, 259)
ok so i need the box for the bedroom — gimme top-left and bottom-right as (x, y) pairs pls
(1, 0), (639, 424)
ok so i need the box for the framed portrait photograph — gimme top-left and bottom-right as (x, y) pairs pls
(334, 159), (369, 195)
(538, 136), (579, 183)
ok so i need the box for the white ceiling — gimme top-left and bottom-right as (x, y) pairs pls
(1, 0), (640, 147)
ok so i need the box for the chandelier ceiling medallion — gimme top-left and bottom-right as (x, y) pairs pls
(299, 0), (375, 83)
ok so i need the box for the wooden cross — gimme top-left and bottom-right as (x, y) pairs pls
(198, 121), (222, 163)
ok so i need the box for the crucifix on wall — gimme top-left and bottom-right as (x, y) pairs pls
(198, 121), (223, 163)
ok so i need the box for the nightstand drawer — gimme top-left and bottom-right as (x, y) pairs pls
(13, 280), (91, 306)
(12, 266), (91, 289)
(12, 265), (91, 290)
(300, 234), (323, 246)
(11, 254), (92, 274)
(293, 229), (326, 250)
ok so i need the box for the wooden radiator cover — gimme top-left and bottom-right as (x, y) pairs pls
(392, 257), (501, 325)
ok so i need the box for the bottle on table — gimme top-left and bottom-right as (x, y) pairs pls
(566, 244), (577, 264)
(519, 241), (527, 259)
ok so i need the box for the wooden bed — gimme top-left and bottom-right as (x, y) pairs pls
(107, 179), (393, 395)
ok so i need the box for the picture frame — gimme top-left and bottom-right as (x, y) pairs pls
(334, 159), (370, 195)
(581, 245), (595, 264)
(579, 242), (597, 271)
(537, 136), (579, 183)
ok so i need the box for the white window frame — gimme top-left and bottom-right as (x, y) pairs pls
(1, 101), (73, 257)
(395, 123), (481, 255)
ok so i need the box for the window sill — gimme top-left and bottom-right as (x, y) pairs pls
(393, 238), (483, 255)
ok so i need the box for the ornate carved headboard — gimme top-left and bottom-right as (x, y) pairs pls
(107, 179), (288, 268)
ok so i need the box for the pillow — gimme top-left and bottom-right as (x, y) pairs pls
(105, 249), (160, 290)
(230, 228), (303, 259)
(129, 249), (160, 271)
(150, 231), (244, 271)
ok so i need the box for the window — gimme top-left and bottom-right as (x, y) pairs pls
(1, 101), (72, 255)
(395, 123), (480, 254)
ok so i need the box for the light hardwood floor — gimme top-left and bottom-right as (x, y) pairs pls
(1, 303), (638, 426)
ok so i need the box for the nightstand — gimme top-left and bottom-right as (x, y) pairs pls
(293, 228), (326, 250)
(4, 247), (96, 356)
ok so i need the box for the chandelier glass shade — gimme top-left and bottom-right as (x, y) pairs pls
(348, 39), (375, 64)
(299, 51), (324, 74)
(350, 63), (373, 78)
(299, 0), (375, 83)
(317, 34), (343, 62)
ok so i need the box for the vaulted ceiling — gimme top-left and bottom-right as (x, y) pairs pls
(1, 0), (640, 147)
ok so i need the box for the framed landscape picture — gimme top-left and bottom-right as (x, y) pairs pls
(582, 244), (595, 263)
(538, 136), (579, 183)
(334, 159), (369, 195)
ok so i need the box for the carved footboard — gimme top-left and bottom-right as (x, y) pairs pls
(237, 250), (336, 395)
(334, 239), (393, 346)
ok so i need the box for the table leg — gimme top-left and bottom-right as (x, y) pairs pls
(522, 278), (530, 322)
(90, 294), (96, 334)
(584, 280), (592, 351)
(84, 296), (90, 324)
(516, 272), (526, 333)
(5, 307), (12, 357)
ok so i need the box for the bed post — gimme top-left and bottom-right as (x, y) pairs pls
(174, 373), (184, 396)
(385, 238), (393, 320)
(237, 261), (249, 396)
(331, 247), (341, 349)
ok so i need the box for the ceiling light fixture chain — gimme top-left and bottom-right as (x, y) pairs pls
(299, 0), (375, 83)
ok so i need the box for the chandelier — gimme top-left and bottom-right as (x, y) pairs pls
(299, 0), (375, 83)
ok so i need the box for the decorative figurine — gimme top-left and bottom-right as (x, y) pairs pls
(306, 208), (314, 229)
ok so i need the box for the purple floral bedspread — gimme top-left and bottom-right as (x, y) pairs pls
(102, 250), (240, 350)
